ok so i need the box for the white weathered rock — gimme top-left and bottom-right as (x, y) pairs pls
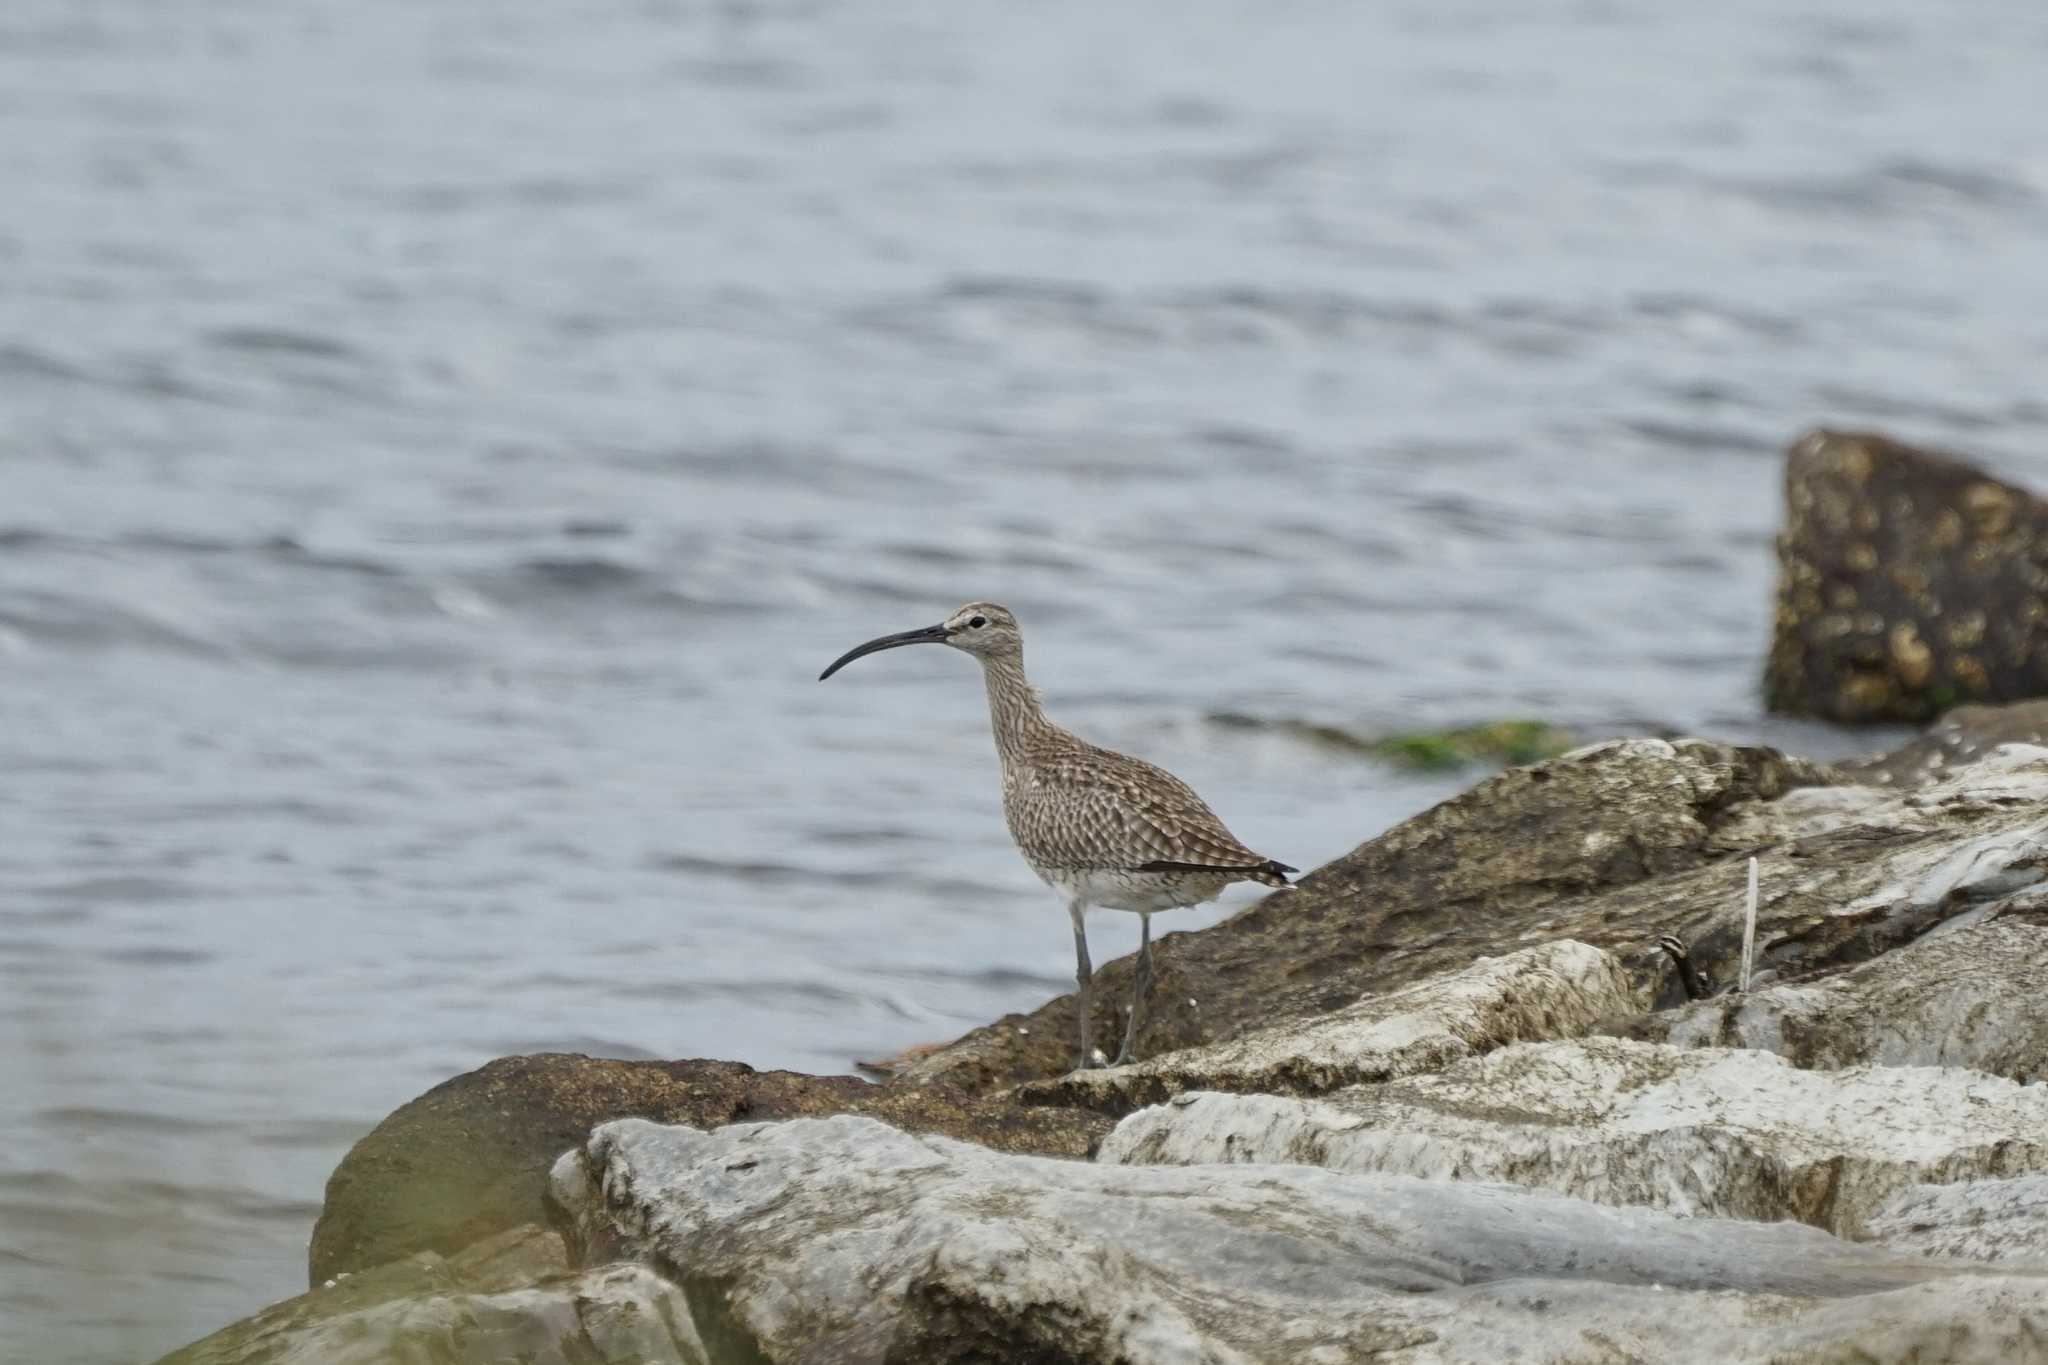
(1868, 1176), (2048, 1266)
(1032, 939), (1642, 1111)
(548, 1113), (2048, 1365)
(1102, 1037), (2048, 1238)
(1629, 919), (2048, 1080)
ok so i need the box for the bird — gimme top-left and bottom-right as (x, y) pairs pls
(819, 601), (1296, 1071)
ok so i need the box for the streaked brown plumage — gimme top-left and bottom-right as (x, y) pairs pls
(820, 600), (1294, 1069)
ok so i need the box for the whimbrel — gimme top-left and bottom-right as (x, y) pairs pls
(820, 602), (1295, 1070)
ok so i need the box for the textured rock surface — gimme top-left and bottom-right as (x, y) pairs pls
(176, 718), (2048, 1362)
(1620, 741), (2048, 1001)
(1102, 1038), (2048, 1238)
(1870, 1176), (2048, 1265)
(158, 1223), (712, 1365)
(548, 1113), (2048, 1365)
(911, 736), (2048, 1089)
(309, 1053), (1111, 1284)
(1614, 917), (2048, 1081)
(1843, 699), (2048, 786)
(1028, 940), (1641, 1114)
(1766, 428), (2048, 723)
(159, 1263), (705, 1365)
(906, 738), (1832, 1089)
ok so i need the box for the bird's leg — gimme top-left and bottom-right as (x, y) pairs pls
(1656, 934), (1716, 1001)
(1113, 913), (1152, 1066)
(1068, 899), (1096, 1070)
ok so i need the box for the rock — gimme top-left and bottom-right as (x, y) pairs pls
(547, 1113), (2048, 1365)
(1842, 700), (2048, 786)
(1591, 741), (2048, 1007)
(304, 732), (2048, 1289)
(904, 738), (1832, 1090)
(309, 1053), (1111, 1284)
(1613, 918), (2048, 1081)
(905, 734), (2048, 1089)
(158, 1223), (711, 1365)
(1026, 939), (1641, 1114)
(187, 718), (2048, 1361)
(1101, 1038), (2048, 1239)
(1765, 428), (2048, 723)
(158, 1260), (706, 1365)
(1868, 1176), (2048, 1265)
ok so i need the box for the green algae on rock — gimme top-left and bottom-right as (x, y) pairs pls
(1209, 711), (1575, 771)
(1369, 718), (1577, 770)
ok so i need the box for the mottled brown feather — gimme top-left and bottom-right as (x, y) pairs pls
(999, 722), (1276, 879)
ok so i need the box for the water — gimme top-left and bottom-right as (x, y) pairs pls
(3, 0), (2045, 1358)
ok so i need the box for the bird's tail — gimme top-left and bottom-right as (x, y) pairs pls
(1136, 858), (1300, 889)
(1251, 859), (1298, 889)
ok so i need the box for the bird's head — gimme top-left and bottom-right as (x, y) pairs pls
(818, 601), (1021, 680)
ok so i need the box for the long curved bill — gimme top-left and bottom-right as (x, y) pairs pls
(818, 623), (951, 680)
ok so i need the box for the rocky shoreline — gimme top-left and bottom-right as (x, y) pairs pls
(162, 713), (2048, 1365)
(162, 433), (2048, 1363)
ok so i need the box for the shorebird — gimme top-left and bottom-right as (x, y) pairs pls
(819, 601), (1295, 1070)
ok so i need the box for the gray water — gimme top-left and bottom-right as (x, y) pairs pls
(4, 1), (2045, 1360)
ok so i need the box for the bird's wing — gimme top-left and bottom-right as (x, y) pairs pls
(1017, 744), (1271, 872)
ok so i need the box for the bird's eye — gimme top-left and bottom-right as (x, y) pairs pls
(969, 615), (988, 629)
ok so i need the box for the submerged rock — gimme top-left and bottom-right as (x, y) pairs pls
(1207, 711), (1576, 771)
(309, 1052), (1110, 1284)
(1028, 939), (1641, 1114)
(547, 1113), (2048, 1365)
(1101, 1037), (2048, 1238)
(1766, 428), (2048, 723)
(1614, 917), (2048, 1081)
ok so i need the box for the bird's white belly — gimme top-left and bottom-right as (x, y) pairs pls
(1038, 866), (1221, 913)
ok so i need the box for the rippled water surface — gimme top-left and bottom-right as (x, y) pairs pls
(5, 1), (2047, 1359)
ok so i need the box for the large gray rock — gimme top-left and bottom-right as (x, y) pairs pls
(1101, 1038), (2048, 1239)
(165, 1266), (706, 1365)
(156, 1225), (709, 1365)
(1616, 917), (2048, 1081)
(1030, 939), (1641, 1113)
(1634, 741), (2048, 999)
(1869, 1176), (2048, 1265)
(548, 1113), (2048, 1365)
(1766, 428), (2048, 723)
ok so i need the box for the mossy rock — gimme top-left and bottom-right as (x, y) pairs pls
(309, 1054), (1111, 1285)
(1367, 719), (1576, 771)
(1211, 712), (1574, 772)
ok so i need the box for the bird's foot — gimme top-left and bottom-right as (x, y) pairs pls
(1110, 1048), (1135, 1067)
(1656, 933), (1717, 1001)
(1070, 1047), (1107, 1073)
